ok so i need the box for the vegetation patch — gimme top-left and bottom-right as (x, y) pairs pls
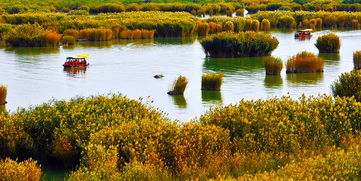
(201, 72), (224, 91)
(332, 70), (361, 101)
(286, 51), (324, 73)
(264, 56), (283, 75)
(200, 31), (279, 58)
(315, 33), (341, 53)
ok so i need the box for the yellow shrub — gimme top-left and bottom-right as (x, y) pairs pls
(0, 158), (41, 181)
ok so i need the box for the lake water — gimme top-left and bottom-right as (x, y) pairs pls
(0, 30), (358, 121)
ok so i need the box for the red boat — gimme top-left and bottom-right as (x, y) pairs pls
(294, 29), (312, 39)
(63, 55), (89, 68)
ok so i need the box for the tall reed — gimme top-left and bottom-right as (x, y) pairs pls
(353, 51), (361, 70)
(196, 21), (210, 36)
(0, 85), (7, 105)
(168, 76), (188, 95)
(201, 72), (224, 91)
(264, 56), (283, 75)
(315, 33), (340, 53)
(286, 51), (324, 73)
(201, 31), (279, 57)
(261, 19), (271, 31)
(44, 31), (61, 47)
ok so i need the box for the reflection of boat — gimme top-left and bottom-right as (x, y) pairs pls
(63, 54), (90, 68)
(294, 29), (312, 39)
(63, 66), (87, 77)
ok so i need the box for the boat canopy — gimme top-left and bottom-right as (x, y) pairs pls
(76, 54), (90, 58)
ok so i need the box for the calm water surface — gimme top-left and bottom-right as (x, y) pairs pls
(0, 30), (358, 121)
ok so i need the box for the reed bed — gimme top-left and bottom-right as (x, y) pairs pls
(315, 33), (341, 53)
(5, 23), (60, 47)
(200, 31), (279, 57)
(235, 9), (244, 16)
(252, 11), (361, 29)
(61, 35), (76, 45)
(195, 21), (210, 36)
(63, 29), (79, 39)
(1, 93), (361, 180)
(286, 51), (324, 73)
(0, 85), (7, 105)
(79, 28), (112, 41)
(261, 19), (271, 31)
(264, 56), (283, 75)
(354, 51), (361, 69)
(168, 76), (188, 95)
(201, 72), (224, 91)
(332, 70), (361, 101)
(206, 17), (260, 32)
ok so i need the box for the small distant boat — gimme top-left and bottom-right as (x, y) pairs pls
(294, 29), (312, 39)
(63, 54), (90, 68)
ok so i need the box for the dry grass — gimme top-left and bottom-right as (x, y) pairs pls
(286, 51), (324, 73)
(261, 19), (271, 31)
(315, 33), (340, 53)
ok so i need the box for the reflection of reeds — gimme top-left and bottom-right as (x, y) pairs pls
(264, 75), (283, 88)
(287, 72), (324, 84)
(0, 85), (7, 105)
(202, 90), (222, 104)
(201, 72), (224, 91)
(171, 95), (187, 108)
(168, 76), (188, 95)
(353, 51), (361, 70)
(264, 56), (283, 75)
(286, 51), (324, 73)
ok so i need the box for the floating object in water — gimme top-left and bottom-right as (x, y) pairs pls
(294, 29), (312, 39)
(154, 74), (164, 79)
(63, 54), (90, 68)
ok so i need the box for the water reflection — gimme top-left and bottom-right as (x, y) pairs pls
(63, 67), (87, 78)
(5, 47), (60, 56)
(264, 75), (283, 89)
(318, 53), (340, 65)
(171, 95), (187, 108)
(203, 57), (265, 73)
(202, 90), (222, 104)
(287, 73), (324, 85)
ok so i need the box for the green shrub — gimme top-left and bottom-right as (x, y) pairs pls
(286, 51), (324, 73)
(168, 76), (188, 95)
(201, 72), (224, 91)
(264, 56), (283, 75)
(315, 33), (341, 53)
(332, 70), (361, 102)
(200, 95), (361, 153)
(353, 51), (361, 69)
(5, 24), (46, 47)
(200, 31), (279, 57)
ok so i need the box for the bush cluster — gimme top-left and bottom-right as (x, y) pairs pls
(200, 31), (279, 58)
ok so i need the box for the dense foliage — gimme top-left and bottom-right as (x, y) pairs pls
(200, 31), (279, 58)
(1, 94), (361, 180)
(264, 56), (283, 75)
(201, 72), (224, 91)
(332, 70), (361, 102)
(252, 11), (361, 29)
